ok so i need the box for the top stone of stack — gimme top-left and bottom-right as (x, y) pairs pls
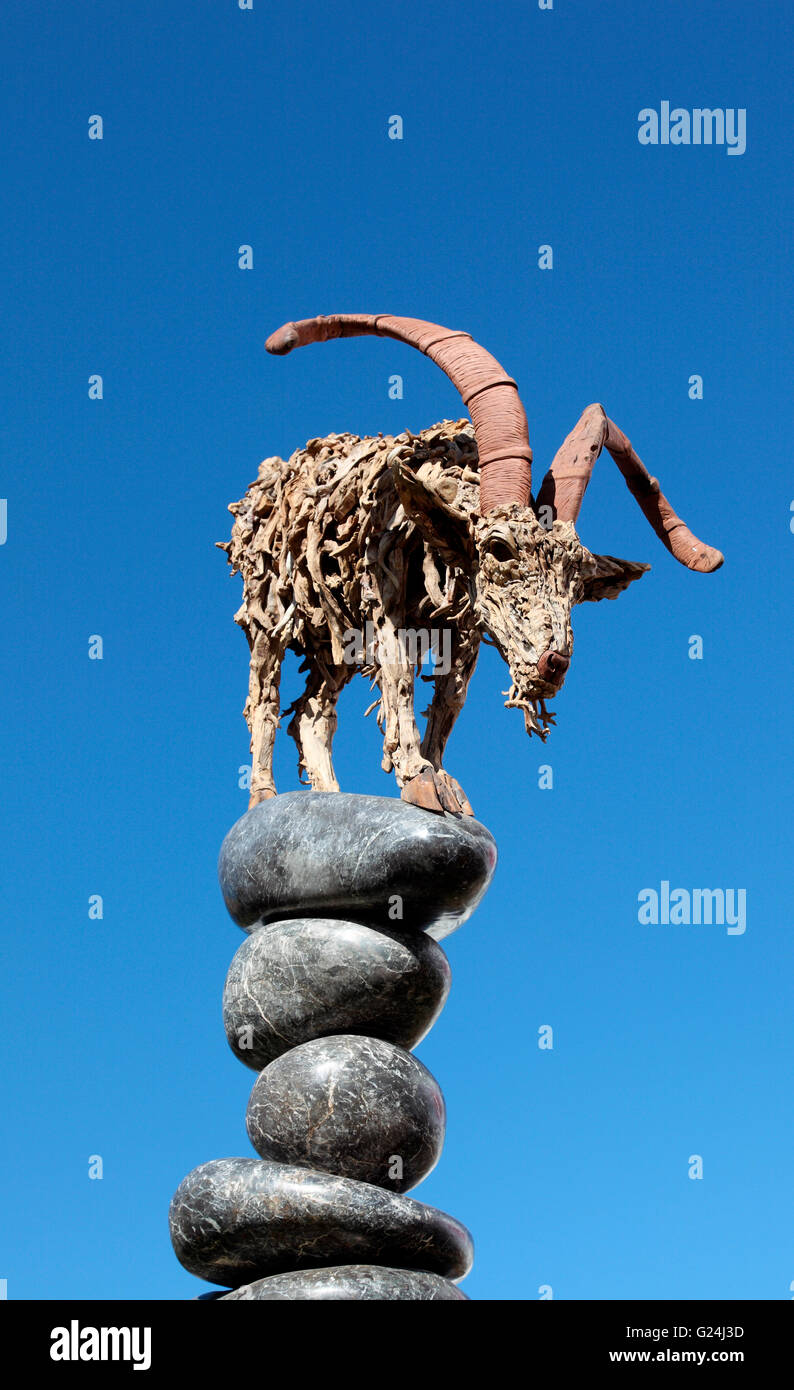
(218, 792), (497, 940)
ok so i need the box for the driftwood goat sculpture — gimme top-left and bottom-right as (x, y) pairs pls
(220, 314), (722, 815)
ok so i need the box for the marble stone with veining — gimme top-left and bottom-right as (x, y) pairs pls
(219, 1265), (468, 1300)
(223, 917), (450, 1071)
(169, 1157), (472, 1286)
(218, 791), (497, 940)
(245, 1034), (445, 1191)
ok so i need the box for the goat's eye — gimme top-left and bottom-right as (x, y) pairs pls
(486, 540), (515, 563)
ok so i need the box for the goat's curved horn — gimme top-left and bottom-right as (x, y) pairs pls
(266, 314), (532, 513)
(535, 404), (723, 573)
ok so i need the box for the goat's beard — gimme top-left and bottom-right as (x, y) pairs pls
(503, 678), (557, 739)
(476, 588), (566, 739)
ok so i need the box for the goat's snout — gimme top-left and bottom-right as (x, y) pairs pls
(538, 649), (570, 685)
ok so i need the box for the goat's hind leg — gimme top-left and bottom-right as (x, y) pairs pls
(246, 627), (283, 809)
(285, 657), (349, 792)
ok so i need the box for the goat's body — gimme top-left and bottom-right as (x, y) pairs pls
(221, 419), (483, 811)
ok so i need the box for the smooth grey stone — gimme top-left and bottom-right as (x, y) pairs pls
(219, 1265), (468, 1301)
(169, 1157), (472, 1285)
(223, 918), (450, 1070)
(246, 1035), (445, 1192)
(218, 791), (496, 940)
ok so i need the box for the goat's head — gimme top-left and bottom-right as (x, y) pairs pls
(266, 313), (723, 738)
(471, 504), (653, 736)
(476, 509), (584, 736)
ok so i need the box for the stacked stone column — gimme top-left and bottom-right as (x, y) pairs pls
(169, 791), (496, 1301)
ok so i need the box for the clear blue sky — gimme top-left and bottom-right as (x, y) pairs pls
(1, 0), (791, 1301)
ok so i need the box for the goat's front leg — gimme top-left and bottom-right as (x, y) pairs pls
(419, 630), (479, 816)
(377, 637), (457, 816)
(285, 659), (349, 792)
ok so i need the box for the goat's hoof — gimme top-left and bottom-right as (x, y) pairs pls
(437, 770), (474, 817)
(401, 768), (473, 817)
(401, 768), (446, 815)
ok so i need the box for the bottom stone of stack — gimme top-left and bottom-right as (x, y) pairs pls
(219, 1266), (468, 1300)
(169, 1157), (472, 1288)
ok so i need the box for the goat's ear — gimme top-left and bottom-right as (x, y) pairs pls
(579, 553), (651, 602)
(391, 454), (474, 566)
